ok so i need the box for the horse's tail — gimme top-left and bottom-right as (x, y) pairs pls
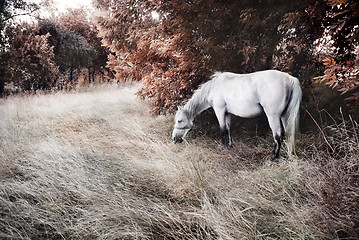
(283, 77), (302, 155)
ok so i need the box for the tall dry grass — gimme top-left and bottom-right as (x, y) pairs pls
(302, 115), (359, 239)
(0, 84), (357, 239)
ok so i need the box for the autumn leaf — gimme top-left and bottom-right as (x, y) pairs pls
(322, 58), (336, 67)
(326, 77), (337, 86)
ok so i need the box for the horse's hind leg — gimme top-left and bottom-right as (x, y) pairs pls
(267, 115), (284, 160)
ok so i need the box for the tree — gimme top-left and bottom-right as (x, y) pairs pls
(94, 0), (208, 113)
(94, 0), (310, 114)
(1, 1), (109, 95)
(2, 23), (60, 92)
(0, 0), (40, 95)
(321, 0), (358, 102)
(56, 30), (94, 81)
(0, 0), (38, 23)
(284, 0), (359, 102)
(38, 18), (95, 82)
(57, 8), (108, 83)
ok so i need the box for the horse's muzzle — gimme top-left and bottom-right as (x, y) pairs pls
(173, 136), (183, 144)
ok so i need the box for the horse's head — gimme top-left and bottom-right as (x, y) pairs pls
(172, 106), (193, 144)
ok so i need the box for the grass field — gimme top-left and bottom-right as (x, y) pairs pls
(0, 85), (358, 239)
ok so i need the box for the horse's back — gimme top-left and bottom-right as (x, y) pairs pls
(211, 70), (296, 98)
(208, 70), (298, 117)
(211, 70), (296, 85)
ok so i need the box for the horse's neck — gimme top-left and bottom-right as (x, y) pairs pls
(184, 91), (210, 120)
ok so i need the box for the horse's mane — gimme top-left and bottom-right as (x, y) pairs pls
(184, 72), (222, 117)
(210, 71), (223, 81)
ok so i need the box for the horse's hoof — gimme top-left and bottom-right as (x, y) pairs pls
(223, 142), (233, 148)
(270, 152), (279, 161)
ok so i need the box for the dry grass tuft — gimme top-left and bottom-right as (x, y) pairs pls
(303, 118), (359, 239)
(0, 84), (357, 239)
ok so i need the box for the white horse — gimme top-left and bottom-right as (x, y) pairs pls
(172, 70), (302, 160)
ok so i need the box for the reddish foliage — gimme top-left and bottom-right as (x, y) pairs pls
(94, 0), (211, 114)
(94, 0), (358, 113)
(2, 23), (60, 92)
(286, 0), (359, 102)
(320, 58), (359, 100)
(95, 0), (310, 114)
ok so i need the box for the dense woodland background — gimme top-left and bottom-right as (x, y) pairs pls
(0, 0), (358, 114)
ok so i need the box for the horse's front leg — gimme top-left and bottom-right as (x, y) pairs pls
(214, 107), (233, 148)
(225, 113), (233, 147)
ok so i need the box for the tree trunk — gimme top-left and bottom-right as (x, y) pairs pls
(0, 79), (4, 97)
(70, 65), (73, 81)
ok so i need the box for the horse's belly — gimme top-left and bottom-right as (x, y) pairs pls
(227, 103), (263, 118)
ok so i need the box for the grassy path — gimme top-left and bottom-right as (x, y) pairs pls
(0, 85), (327, 239)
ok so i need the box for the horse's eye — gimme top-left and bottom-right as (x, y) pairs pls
(178, 120), (183, 123)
